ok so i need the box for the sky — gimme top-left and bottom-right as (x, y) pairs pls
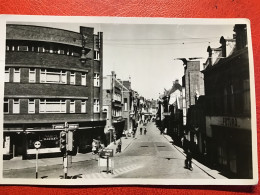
(10, 21), (235, 100)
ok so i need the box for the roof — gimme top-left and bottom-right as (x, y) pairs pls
(202, 47), (248, 73)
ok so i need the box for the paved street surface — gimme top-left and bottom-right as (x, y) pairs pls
(3, 122), (226, 179)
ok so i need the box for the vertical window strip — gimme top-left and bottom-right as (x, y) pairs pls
(28, 99), (35, 113)
(94, 73), (100, 87)
(13, 68), (20, 83)
(70, 100), (75, 113)
(81, 100), (86, 113)
(81, 73), (86, 86)
(94, 99), (100, 113)
(5, 68), (10, 82)
(4, 99), (9, 114)
(29, 68), (36, 83)
(70, 72), (75, 85)
(13, 99), (20, 114)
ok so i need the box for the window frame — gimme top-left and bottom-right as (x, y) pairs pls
(13, 68), (20, 83)
(40, 69), (67, 84)
(94, 99), (100, 113)
(70, 72), (75, 85)
(29, 68), (36, 83)
(13, 99), (20, 114)
(4, 99), (9, 114)
(94, 73), (100, 87)
(5, 68), (10, 82)
(39, 99), (66, 113)
(28, 99), (35, 114)
(81, 100), (86, 113)
(70, 100), (75, 113)
(81, 73), (87, 86)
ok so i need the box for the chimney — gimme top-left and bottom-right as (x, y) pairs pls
(234, 24), (247, 50)
(207, 46), (212, 66)
(220, 36), (227, 57)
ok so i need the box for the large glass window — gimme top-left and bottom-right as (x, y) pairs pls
(4, 99), (9, 114)
(40, 69), (67, 84)
(13, 99), (20, 114)
(94, 99), (100, 113)
(81, 100), (86, 113)
(39, 99), (66, 113)
(5, 68), (10, 82)
(94, 73), (100, 87)
(81, 73), (86, 86)
(29, 68), (36, 83)
(13, 68), (20, 83)
(70, 100), (75, 113)
(28, 99), (35, 113)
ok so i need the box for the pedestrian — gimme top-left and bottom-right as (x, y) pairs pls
(140, 127), (143, 135)
(116, 139), (122, 153)
(144, 128), (147, 135)
(185, 145), (193, 170)
(92, 139), (98, 160)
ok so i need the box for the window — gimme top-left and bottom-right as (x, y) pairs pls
(70, 100), (75, 113)
(17, 46), (28, 51)
(6, 46), (9, 51)
(40, 69), (67, 84)
(94, 50), (100, 60)
(124, 98), (128, 111)
(13, 99), (20, 114)
(94, 99), (100, 113)
(13, 68), (20, 83)
(38, 47), (45, 53)
(5, 68), (10, 82)
(81, 100), (86, 113)
(94, 73), (100, 87)
(4, 99), (9, 114)
(81, 73), (86, 86)
(70, 72), (75, 85)
(29, 68), (36, 83)
(39, 99), (66, 113)
(28, 99), (35, 113)
(58, 50), (65, 55)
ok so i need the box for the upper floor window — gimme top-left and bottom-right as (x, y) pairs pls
(13, 99), (20, 114)
(17, 46), (29, 52)
(94, 73), (100, 87)
(39, 99), (66, 113)
(13, 68), (20, 83)
(81, 73), (86, 86)
(28, 99), (35, 114)
(70, 72), (75, 85)
(4, 99), (9, 114)
(5, 68), (10, 82)
(38, 47), (45, 53)
(94, 99), (100, 113)
(81, 100), (86, 113)
(70, 100), (75, 113)
(6, 46), (9, 51)
(124, 98), (128, 111)
(29, 68), (36, 83)
(94, 50), (100, 60)
(40, 69), (67, 84)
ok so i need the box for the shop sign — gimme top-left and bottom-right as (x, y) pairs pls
(222, 117), (238, 128)
(100, 149), (113, 158)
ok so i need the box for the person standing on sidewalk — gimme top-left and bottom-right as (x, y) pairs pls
(116, 139), (122, 153)
(139, 120), (143, 135)
(144, 128), (147, 135)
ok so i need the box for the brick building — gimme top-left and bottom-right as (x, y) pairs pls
(3, 24), (105, 159)
(202, 24), (252, 178)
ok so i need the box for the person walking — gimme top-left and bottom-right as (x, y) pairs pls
(185, 145), (193, 170)
(144, 128), (147, 135)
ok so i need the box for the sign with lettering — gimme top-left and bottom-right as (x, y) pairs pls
(100, 149), (113, 157)
(222, 117), (238, 127)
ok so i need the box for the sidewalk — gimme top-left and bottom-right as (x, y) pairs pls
(3, 134), (136, 171)
(162, 134), (227, 179)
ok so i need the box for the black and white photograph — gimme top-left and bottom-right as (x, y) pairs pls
(0, 15), (257, 185)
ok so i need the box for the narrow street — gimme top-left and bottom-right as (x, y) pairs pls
(3, 122), (215, 179)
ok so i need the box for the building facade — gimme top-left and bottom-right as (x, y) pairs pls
(202, 24), (252, 178)
(3, 24), (105, 159)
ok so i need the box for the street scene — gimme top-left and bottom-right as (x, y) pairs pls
(3, 122), (225, 179)
(2, 19), (254, 182)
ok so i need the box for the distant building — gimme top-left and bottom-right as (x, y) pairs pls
(102, 71), (125, 144)
(202, 24), (252, 178)
(3, 24), (105, 159)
